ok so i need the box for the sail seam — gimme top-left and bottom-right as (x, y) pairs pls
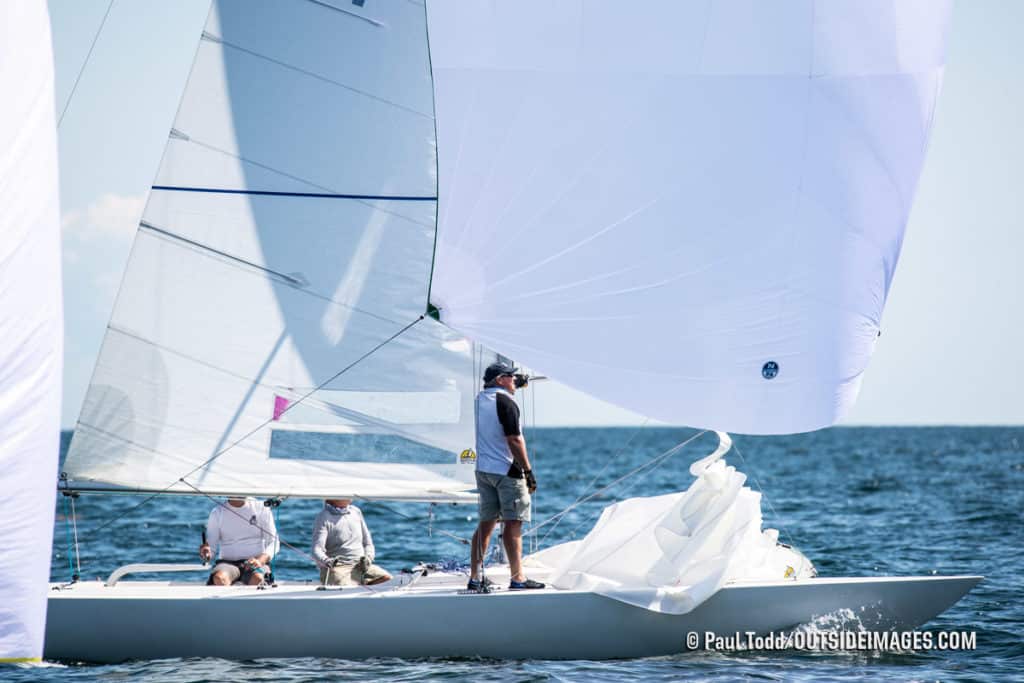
(102, 323), (411, 398)
(80, 316), (428, 539)
(96, 336), (475, 454)
(71, 419), (469, 488)
(200, 31), (432, 119)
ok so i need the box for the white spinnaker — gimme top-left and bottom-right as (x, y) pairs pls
(0, 0), (62, 661)
(426, 0), (952, 434)
(529, 432), (813, 614)
(63, 0), (488, 502)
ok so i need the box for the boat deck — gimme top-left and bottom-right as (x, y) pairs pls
(49, 565), (548, 599)
(45, 572), (981, 662)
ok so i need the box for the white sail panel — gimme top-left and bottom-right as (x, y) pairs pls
(63, 0), (488, 502)
(426, 0), (951, 434)
(0, 0), (62, 661)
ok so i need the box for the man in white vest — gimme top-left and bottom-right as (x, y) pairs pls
(468, 361), (544, 591)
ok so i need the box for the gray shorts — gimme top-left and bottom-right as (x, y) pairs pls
(476, 470), (531, 522)
(210, 559), (268, 585)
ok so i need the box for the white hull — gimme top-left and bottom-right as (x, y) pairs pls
(44, 571), (980, 662)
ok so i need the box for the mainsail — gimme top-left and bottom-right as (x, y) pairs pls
(427, 0), (952, 435)
(63, 0), (494, 502)
(65, 0), (951, 520)
(0, 0), (63, 661)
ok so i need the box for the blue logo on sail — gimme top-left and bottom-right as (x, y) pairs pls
(762, 361), (779, 380)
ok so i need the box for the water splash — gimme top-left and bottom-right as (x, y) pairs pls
(793, 607), (868, 636)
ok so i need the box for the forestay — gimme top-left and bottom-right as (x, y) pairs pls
(63, 0), (492, 502)
(426, 0), (952, 435)
(0, 0), (63, 661)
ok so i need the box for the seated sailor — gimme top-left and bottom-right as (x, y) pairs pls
(312, 498), (392, 586)
(198, 496), (278, 586)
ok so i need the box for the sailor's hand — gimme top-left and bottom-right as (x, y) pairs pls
(525, 469), (537, 494)
(199, 544), (212, 562)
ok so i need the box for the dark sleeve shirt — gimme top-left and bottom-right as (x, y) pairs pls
(496, 392), (521, 437)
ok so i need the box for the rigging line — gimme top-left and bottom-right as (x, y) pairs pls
(565, 442), (668, 541)
(179, 485), (401, 596)
(352, 495), (470, 546)
(151, 186), (437, 202)
(563, 427), (689, 541)
(60, 494), (75, 582)
(82, 315), (426, 540)
(196, 330), (286, 490)
(58, 0), (114, 127)
(539, 418), (650, 546)
(729, 440), (798, 549)
(181, 482), (380, 595)
(527, 430), (708, 536)
(178, 480), (316, 567)
(529, 382), (537, 554)
(70, 495), (83, 578)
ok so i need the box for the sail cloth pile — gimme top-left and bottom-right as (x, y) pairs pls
(529, 434), (813, 614)
(0, 0), (62, 662)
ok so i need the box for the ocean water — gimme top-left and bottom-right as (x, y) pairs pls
(18, 426), (1024, 680)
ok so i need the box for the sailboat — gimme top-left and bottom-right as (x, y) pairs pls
(44, 0), (979, 662)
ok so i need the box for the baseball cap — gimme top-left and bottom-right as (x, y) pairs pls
(483, 361), (518, 383)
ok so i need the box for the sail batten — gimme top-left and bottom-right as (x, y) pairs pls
(152, 186), (439, 201)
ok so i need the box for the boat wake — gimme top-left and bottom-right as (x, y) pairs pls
(793, 608), (868, 636)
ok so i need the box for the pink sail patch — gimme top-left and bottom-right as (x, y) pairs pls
(273, 395), (290, 421)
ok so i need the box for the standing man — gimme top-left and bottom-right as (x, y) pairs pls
(199, 497), (278, 586)
(469, 361), (544, 591)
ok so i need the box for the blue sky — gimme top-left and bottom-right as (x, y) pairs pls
(50, 1), (1024, 428)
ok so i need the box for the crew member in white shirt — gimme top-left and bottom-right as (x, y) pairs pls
(312, 498), (392, 586)
(198, 497), (279, 586)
